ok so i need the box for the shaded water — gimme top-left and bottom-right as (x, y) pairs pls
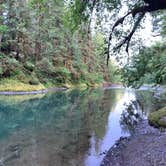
(0, 88), (162, 166)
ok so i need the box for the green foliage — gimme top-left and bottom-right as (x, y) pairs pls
(0, 66), (3, 75)
(121, 43), (166, 88)
(57, 67), (71, 75)
(153, 11), (166, 38)
(7, 58), (20, 66)
(55, 67), (71, 83)
(89, 73), (104, 83)
(37, 58), (54, 72)
(2, 0), (165, 94)
(0, 0), (121, 89)
(29, 79), (39, 85)
(0, 53), (5, 59)
(65, 0), (121, 32)
(63, 0), (89, 32)
(108, 59), (121, 83)
(0, 25), (8, 33)
(24, 61), (35, 72)
(92, 32), (121, 83)
(93, 32), (106, 60)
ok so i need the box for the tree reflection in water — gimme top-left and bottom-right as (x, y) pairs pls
(120, 99), (145, 134)
(0, 88), (162, 166)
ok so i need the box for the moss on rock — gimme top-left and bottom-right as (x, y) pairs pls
(148, 107), (166, 128)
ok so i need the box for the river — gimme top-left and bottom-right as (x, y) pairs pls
(0, 87), (163, 166)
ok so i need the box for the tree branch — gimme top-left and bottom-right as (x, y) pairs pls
(106, 0), (166, 65)
(116, 12), (145, 53)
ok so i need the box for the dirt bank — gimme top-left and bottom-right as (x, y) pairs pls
(100, 120), (166, 166)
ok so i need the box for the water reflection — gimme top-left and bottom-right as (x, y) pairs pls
(85, 89), (137, 166)
(0, 88), (161, 166)
(120, 99), (145, 134)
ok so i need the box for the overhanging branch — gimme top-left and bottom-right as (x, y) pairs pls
(106, 0), (166, 66)
(116, 12), (145, 53)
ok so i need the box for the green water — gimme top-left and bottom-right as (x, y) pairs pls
(0, 88), (162, 166)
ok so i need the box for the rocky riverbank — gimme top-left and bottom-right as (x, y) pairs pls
(100, 120), (166, 166)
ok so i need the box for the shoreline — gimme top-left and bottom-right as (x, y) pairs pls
(0, 87), (68, 95)
(0, 82), (124, 95)
(100, 120), (166, 166)
(0, 84), (164, 95)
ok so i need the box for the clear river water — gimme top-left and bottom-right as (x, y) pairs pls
(0, 87), (164, 166)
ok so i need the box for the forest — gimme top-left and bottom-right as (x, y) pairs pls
(0, 0), (121, 91)
(0, 0), (165, 91)
(0, 0), (166, 166)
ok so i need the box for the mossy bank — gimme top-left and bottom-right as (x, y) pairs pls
(148, 107), (166, 128)
(0, 78), (104, 92)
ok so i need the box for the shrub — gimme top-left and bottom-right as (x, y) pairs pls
(0, 25), (8, 33)
(29, 79), (40, 85)
(24, 61), (35, 72)
(36, 58), (54, 73)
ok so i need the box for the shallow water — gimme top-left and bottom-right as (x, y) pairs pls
(0, 88), (162, 166)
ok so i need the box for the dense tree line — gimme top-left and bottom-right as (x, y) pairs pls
(0, 0), (120, 88)
(122, 42), (166, 87)
(0, 0), (165, 88)
(76, 0), (166, 87)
